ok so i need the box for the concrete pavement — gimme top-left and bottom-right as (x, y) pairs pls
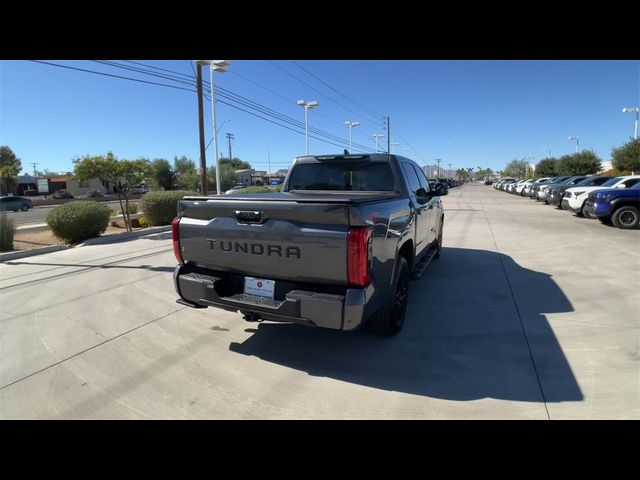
(0, 185), (638, 418)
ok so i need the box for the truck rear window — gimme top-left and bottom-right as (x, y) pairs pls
(287, 162), (396, 191)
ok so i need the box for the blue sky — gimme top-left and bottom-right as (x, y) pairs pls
(1, 60), (638, 175)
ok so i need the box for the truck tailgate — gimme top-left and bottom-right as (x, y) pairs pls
(178, 197), (351, 285)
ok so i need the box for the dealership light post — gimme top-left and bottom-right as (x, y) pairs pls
(543, 148), (551, 159)
(345, 120), (360, 152)
(196, 60), (230, 195)
(373, 133), (383, 153)
(568, 136), (580, 153)
(622, 107), (639, 140)
(390, 142), (400, 153)
(298, 100), (319, 155)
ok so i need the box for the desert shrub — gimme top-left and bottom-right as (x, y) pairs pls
(0, 211), (16, 252)
(46, 201), (110, 244)
(140, 190), (196, 226)
(125, 202), (138, 214)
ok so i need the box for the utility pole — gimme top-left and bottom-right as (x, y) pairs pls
(31, 162), (38, 177)
(386, 116), (390, 154)
(195, 63), (208, 195)
(226, 133), (235, 164)
(436, 158), (441, 177)
(268, 149), (271, 185)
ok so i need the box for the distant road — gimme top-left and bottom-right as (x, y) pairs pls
(7, 201), (124, 226)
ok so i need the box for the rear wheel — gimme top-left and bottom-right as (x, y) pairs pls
(20, 204), (29, 212)
(612, 206), (639, 229)
(369, 256), (409, 336)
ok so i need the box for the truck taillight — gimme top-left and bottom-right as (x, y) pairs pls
(347, 226), (373, 287)
(172, 217), (184, 265)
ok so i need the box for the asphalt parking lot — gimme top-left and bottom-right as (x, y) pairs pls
(1, 184), (638, 419)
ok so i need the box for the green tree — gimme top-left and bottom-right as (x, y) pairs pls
(174, 156), (197, 174)
(502, 159), (529, 178)
(219, 157), (251, 169)
(611, 138), (640, 174)
(534, 157), (560, 177)
(73, 152), (150, 231)
(149, 158), (175, 190)
(208, 164), (238, 192)
(456, 168), (469, 181)
(557, 150), (602, 176)
(0, 146), (22, 195)
(173, 156), (200, 192)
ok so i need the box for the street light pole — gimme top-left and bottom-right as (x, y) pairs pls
(196, 60), (230, 195)
(373, 133), (383, 153)
(390, 142), (400, 153)
(345, 120), (360, 152)
(568, 136), (580, 153)
(622, 107), (639, 140)
(543, 148), (551, 159)
(298, 100), (319, 155)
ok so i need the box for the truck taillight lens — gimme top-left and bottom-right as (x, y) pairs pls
(347, 226), (373, 287)
(172, 217), (184, 265)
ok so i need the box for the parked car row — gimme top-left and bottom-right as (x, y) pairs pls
(492, 175), (640, 229)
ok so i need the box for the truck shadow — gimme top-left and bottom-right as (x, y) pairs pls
(229, 247), (583, 403)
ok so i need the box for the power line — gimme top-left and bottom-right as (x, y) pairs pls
(30, 60), (380, 154)
(29, 60), (195, 93)
(268, 61), (383, 127)
(290, 60), (383, 120)
(104, 60), (375, 152)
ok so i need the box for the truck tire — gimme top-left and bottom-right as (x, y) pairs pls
(612, 206), (639, 229)
(369, 256), (409, 336)
(581, 202), (594, 218)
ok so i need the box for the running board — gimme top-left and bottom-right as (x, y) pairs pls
(410, 247), (438, 280)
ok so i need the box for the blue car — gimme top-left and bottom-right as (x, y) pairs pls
(584, 183), (640, 229)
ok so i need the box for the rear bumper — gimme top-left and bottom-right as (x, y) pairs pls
(173, 265), (373, 331)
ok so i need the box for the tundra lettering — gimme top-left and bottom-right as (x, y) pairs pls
(206, 239), (301, 259)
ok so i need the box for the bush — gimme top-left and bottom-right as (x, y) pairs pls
(52, 189), (74, 199)
(46, 201), (111, 244)
(87, 189), (103, 198)
(0, 210), (16, 252)
(138, 216), (149, 228)
(125, 202), (138, 214)
(140, 190), (196, 226)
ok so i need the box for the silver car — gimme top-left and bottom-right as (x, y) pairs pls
(0, 196), (33, 212)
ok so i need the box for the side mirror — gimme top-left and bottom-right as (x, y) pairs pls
(416, 187), (431, 203)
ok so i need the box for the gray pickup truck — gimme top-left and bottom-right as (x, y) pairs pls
(172, 154), (444, 336)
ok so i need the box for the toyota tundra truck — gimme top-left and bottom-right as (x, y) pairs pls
(172, 154), (445, 336)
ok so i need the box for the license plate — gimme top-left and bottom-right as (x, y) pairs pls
(244, 277), (275, 299)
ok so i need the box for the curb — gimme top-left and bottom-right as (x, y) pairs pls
(0, 245), (70, 262)
(1, 226), (171, 262)
(77, 226), (171, 246)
